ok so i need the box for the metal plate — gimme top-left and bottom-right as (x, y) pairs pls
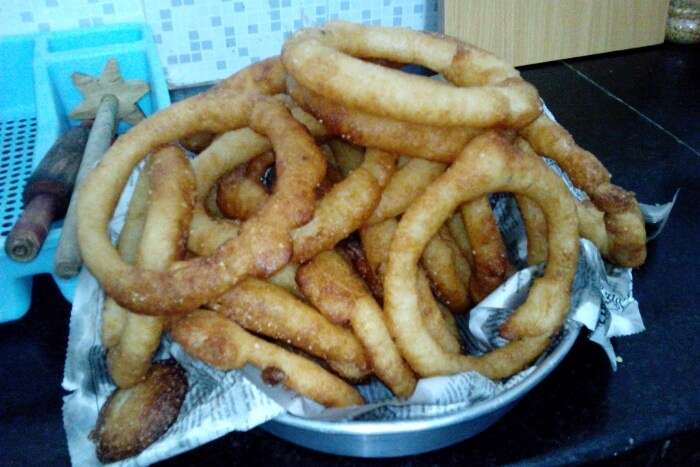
(262, 324), (581, 457)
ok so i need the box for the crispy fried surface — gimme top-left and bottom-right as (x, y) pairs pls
(283, 22), (541, 128)
(107, 146), (194, 388)
(78, 96), (326, 315)
(384, 132), (578, 377)
(91, 360), (187, 462)
(520, 114), (646, 267)
(172, 310), (363, 407)
(212, 277), (370, 380)
(291, 148), (396, 263)
(297, 250), (416, 397)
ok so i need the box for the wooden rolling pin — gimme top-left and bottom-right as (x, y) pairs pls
(4, 126), (90, 262)
(53, 58), (149, 278)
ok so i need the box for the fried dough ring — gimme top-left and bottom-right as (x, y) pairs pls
(297, 250), (416, 397)
(520, 114), (646, 267)
(172, 310), (363, 407)
(514, 137), (617, 266)
(384, 132), (578, 378)
(287, 77), (481, 163)
(107, 146), (194, 388)
(364, 155), (506, 305)
(196, 143), (397, 262)
(78, 94), (326, 315)
(187, 95), (328, 257)
(282, 22), (541, 128)
(358, 218), (462, 354)
(187, 129), (269, 256)
(211, 277), (370, 381)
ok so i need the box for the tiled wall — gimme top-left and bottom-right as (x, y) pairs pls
(1, 0), (441, 88)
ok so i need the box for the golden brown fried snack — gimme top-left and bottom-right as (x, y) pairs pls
(327, 139), (365, 177)
(385, 132), (578, 378)
(187, 129), (267, 256)
(214, 56), (287, 95)
(520, 114), (646, 267)
(216, 169), (267, 221)
(267, 262), (301, 297)
(420, 226), (472, 312)
(215, 151), (275, 222)
(515, 193), (549, 265)
(78, 95), (326, 315)
(283, 23), (541, 128)
(359, 218), (462, 354)
(514, 137), (614, 265)
(291, 148), (397, 263)
(107, 146), (194, 388)
(460, 196), (513, 302)
(171, 310), (363, 407)
(211, 277), (370, 380)
(366, 157), (446, 225)
(288, 77), (482, 163)
(91, 360), (187, 463)
(446, 212), (474, 266)
(102, 167), (150, 349)
(297, 250), (416, 397)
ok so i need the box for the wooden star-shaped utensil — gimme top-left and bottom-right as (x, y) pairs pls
(70, 58), (149, 125)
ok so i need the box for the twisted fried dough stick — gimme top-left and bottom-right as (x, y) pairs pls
(520, 114), (646, 267)
(78, 94), (325, 315)
(384, 132), (578, 378)
(211, 277), (370, 381)
(172, 310), (363, 407)
(283, 22), (541, 128)
(297, 250), (417, 397)
(107, 146), (194, 388)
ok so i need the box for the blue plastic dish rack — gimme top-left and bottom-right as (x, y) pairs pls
(0, 24), (170, 323)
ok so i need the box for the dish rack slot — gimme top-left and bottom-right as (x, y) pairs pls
(0, 117), (38, 237)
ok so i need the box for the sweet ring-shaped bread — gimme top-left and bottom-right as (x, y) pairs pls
(384, 132), (579, 378)
(78, 93), (326, 315)
(282, 22), (542, 128)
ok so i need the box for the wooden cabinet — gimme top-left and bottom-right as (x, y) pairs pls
(443, 0), (670, 66)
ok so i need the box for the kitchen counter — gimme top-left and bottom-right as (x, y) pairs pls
(1, 41), (698, 466)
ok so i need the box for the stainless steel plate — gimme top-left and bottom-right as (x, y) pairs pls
(262, 324), (581, 458)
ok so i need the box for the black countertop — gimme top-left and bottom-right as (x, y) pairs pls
(1, 42), (698, 466)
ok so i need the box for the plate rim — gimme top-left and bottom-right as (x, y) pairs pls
(269, 321), (582, 436)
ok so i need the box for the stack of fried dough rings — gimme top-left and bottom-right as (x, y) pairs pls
(78, 22), (647, 417)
